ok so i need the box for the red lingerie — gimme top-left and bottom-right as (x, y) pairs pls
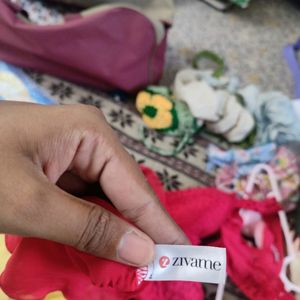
(0, 167), (294, 300)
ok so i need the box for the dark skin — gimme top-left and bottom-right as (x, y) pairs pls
(0, 101), (189, 267)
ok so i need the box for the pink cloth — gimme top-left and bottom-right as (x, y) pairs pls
(0, 167), (294, 300)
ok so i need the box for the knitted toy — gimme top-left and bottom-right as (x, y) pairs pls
(136, 86), (202, 156)
(174, 50), (256, 144)
(174, 68), (255, 144)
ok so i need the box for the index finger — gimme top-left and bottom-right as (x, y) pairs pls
(100, 147), (189, 245)
(72, 123), (189, 245)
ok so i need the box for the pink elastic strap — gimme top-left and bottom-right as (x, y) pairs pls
(246, 163), (299, 294)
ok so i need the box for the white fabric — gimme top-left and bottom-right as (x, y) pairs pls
(224, 109), (255, 142)
(206, 95), (242, 134)
(174, 69), (223, 121)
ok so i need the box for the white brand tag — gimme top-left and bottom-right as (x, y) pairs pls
(140, 245), (226, 284)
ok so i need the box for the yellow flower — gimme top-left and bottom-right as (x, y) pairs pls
(136, 91), (173, 129)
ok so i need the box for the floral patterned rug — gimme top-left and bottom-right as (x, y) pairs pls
(35, 72), (218, 190)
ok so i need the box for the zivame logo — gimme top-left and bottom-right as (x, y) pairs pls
(159, 256), (222, 271)
(159, 256), (170, 268)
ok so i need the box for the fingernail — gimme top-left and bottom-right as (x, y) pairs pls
(118, 231), (154, 266)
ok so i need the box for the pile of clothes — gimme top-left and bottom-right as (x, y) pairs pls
(207, 143), (300, 203)
(132, 50), (300, 299)
(135, 51), (300, 156)
(173, 68), (255, 143)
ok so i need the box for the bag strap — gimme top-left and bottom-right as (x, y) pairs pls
(283, 38), (300, 99)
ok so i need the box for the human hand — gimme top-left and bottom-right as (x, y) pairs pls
(0, 102), (189, 267)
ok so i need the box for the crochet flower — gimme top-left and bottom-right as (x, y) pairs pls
(136, 91), (174, 130)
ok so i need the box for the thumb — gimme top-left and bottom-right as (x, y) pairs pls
(21, 183), (155, 267)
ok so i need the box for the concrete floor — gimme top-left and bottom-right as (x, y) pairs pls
(162, 0), (300, 98)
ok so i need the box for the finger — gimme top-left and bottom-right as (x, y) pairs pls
(14, 180), (154, 267)
(101, 152), (190, 245)
(57, 172), (88, 195)
(70, 124), (189, 245)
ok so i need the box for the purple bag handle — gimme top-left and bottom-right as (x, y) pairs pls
(283, 38), (300, 98)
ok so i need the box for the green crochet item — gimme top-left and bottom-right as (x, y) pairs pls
(136, 86), (202, 156)
(230, 0), (250, 8)
(192, 50), (226, 78)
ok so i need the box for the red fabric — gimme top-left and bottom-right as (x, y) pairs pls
(0, 167), (294, 300)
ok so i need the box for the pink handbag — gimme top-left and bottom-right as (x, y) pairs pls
(0, 0), (169, 92)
